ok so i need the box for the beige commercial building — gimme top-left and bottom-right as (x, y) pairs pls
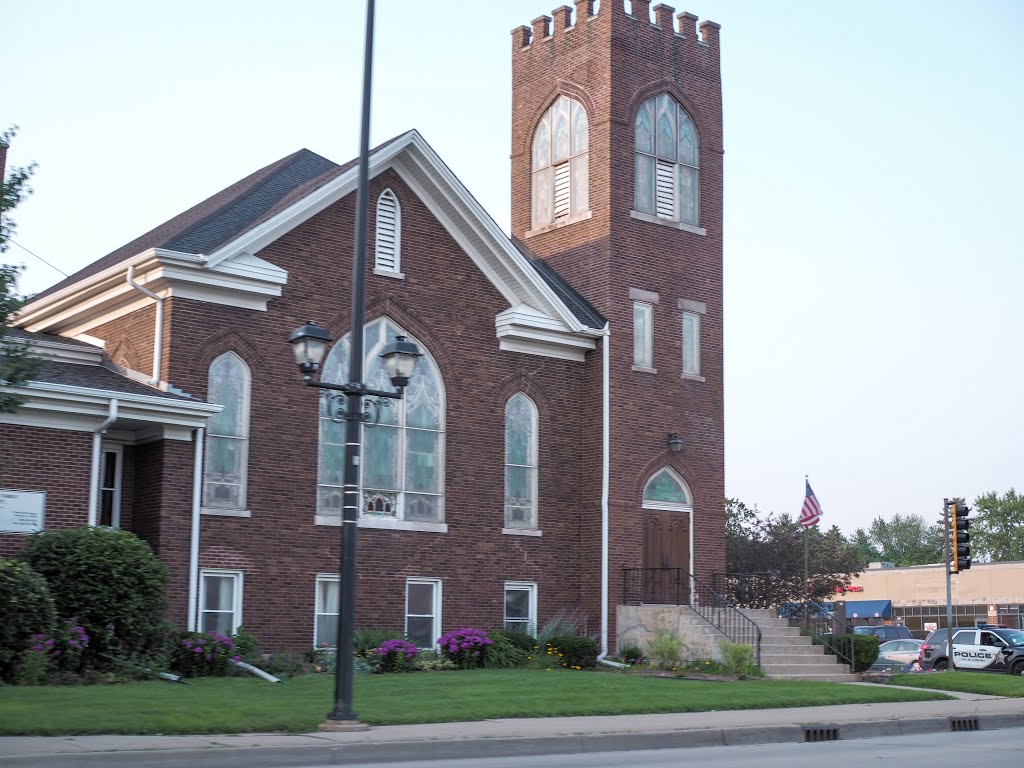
(846, 561), (1024, 634)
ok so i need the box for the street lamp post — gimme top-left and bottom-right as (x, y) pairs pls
(287, 0), (421, 728)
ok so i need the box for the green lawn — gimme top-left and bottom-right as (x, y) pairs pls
(890, 671), (1024, 697)
(0, 670), (953, 735)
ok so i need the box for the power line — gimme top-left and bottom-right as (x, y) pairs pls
(5, 238), (68, 277)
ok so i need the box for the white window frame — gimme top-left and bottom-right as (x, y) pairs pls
(314, 574), (339, 649)
(633, 301), (654, 370)
(373, 188), (403, 278)
(199, 568), (244, 635)
(504, 581), (538, 636)
(405, 577), (442, 650)
(503, 393), (539, 533)
(203, 351), (252, 515)
(98, 442), (123, 528)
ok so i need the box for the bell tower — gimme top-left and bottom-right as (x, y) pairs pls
(510, 2), (726, 606)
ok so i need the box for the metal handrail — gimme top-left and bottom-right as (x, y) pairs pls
(622, 567), (762, 667)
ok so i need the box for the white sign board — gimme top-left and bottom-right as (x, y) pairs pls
(0, 490), (46, 533)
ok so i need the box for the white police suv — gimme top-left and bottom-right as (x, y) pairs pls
(948, 627), (1024, 674)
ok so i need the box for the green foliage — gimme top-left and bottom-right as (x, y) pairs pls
(829, 634), (880, 672)
(0, 557), (56, 681)
(481, 633), (527, 669)
(260, 653), (305, 679)
(725, 499), (863, 606)
(858, 514), (945, 567)
(413, 652), (457, 671)
(169, 632), (239, 678)
(18, 528), (169, 668)
(13, 649), (51, 686)
(548, 635), (598, 669)
(536, 608), (589, 646)
(719, 641), (760, 677)
(971, 489), (1024, 562)
(231, 627), (261, 665)
(492, 629), (536, 654)
(644, 629), (684, 670)
(352, 628), (403, 656)
(618, 645), (645, 665)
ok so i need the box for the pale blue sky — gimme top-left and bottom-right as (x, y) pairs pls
(4, 0), (1023, 535)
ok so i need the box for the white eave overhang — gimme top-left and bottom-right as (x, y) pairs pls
(16, 248), (288, 337)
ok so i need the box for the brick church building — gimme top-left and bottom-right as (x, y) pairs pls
(1, 1), (725, 655)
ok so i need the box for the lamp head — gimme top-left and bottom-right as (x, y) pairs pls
(288, 321), (332, 377)
(379, 335), (421, 390)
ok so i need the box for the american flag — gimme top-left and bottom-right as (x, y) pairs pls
(799, 480), (822, 528)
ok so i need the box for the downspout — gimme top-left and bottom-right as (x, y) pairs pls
(187, 426), (205, 632)
(596, 324), (625, 668)
(88, 399), (118, 526)
(126, 265), (164, 386)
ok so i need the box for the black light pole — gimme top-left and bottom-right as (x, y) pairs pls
(289, 0), (420, 729)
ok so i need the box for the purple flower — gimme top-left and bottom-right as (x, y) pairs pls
(232, 655), (241, 663)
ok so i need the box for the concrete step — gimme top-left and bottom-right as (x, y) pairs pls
(764, 673), (860, 683)
(761, 652), (834, 664)
(761, 662), (847, 676)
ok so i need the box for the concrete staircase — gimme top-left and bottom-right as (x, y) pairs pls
(742, 608), (859, 682)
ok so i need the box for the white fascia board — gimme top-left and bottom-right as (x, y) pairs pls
(202, 134), (417, 269)
(495, 307), (597, 362)
(22, 338), (104, 365)
(403, 133), (596, 334)
(11, 380), (221, 420)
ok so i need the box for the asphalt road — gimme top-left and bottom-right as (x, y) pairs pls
(300, 728), (1024, 768)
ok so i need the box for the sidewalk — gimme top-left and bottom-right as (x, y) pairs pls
(3, 688), (1023, 768)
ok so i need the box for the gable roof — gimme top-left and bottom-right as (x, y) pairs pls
(512, 237), (605, 329)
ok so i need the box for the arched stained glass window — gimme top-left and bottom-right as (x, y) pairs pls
(504, 393), (538, 529)
(634, 95), (699, 226)
(531, 95), (589, 229)
(316, 318), (445, 523)
(642, 468), (692, 511)
(203, 352), (251, 510)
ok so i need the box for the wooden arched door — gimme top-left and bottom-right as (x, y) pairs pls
(642, 510), (690, 603)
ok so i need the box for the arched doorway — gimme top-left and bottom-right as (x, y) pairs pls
(641, 468), (692, 603)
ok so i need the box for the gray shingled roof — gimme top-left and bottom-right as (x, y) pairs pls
(30, 360), (198, 401)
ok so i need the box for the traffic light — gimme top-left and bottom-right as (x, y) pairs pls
(951, 500), (971, 573)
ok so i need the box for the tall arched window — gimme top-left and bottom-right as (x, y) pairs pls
(634, 94), (699, 226)
(374, 188), (401, 274)
(531, 95), (589, 229)
(504, 393), (538, 529)
(317, 318), (445, 523)
(642, 467), (692, 511)
(204, 352), (251, 510)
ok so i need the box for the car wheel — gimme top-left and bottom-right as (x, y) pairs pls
(934, 659), (948, 671)
(1011, 661), (1024, 677)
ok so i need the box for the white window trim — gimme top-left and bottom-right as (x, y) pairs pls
(98, 442), (123, 529)
(314, 573), (339, 649)
(504, 393), (539, 531)
(199, 568), (244, 635)
(405, 577), (442, 650)
(682, 310), (702, 380)
(629, 209), (707, 236)
(203, 351), (251, 512)
(504, 581), (538, 636)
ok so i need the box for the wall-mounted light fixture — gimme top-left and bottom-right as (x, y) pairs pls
(667, 433), (684, 453)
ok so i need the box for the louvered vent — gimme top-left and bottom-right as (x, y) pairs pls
(553, 162), (571, 219)
(375, 190), (400, 272)
(655, 160), (674, 219)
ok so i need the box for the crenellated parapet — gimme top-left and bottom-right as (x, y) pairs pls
(512, 0), (720, 68)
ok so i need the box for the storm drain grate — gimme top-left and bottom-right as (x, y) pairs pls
(950, 717), (980, 732)
(803, 726), (839, 742)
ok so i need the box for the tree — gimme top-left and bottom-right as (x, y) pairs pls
(724, 498), (863, 607)
(859, 514), (945, 567)
(1, 126), (42, 414)
(848, 527), (881, 565)
(971, 489), (1024, 563)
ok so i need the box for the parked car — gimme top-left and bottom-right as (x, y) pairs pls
(853, 625), (913, 641)
(920, 626), (1024, 674)
(871, 639), (924, 670)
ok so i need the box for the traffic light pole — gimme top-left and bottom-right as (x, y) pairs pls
(943, 499), (955, 671)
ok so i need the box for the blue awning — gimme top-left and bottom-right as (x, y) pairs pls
(843, 599), (893, 619)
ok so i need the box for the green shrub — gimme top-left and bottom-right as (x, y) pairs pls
(18, 527), (168, 667)
(260, 652), (306, 678)
(13, 649), (51, 686)
(438, 627), (493, 669)
(482, 633), (527, 668)
(0, 558), (56, 682)
(829, 634), (880, 672)
(352, 628), (403, 656)
(537, 608), (589, 646)
(231, 626), (262, 665)
(618, 645), (645, 665)
(169, 631), (239, 677)
(548, 635), (598, 669)
(645, 629), (684, 670)
(719, 641), (760, 677)
(492, 629), (536, 653)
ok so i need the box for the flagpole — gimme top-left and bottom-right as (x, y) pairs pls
(803, 475), (810, 620)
